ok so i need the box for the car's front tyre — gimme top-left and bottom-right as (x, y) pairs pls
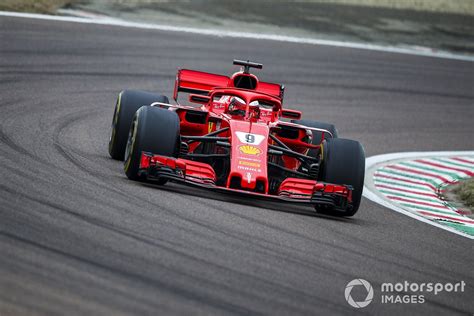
(109, 90), (169, 160)
(124, 106), (180, 182)
(316, 138), (365, 216)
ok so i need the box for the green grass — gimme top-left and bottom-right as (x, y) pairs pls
(454, 178), (474, 210)
(0, 0), (76, 14)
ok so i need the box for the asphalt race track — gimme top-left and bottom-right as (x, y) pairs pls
(1, 16), (473, 315)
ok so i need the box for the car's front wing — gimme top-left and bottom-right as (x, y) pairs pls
(138, 152), (353, 211)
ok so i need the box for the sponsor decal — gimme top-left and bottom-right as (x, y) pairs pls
(237, 165), (261, 172)
(239, 156), (261, 162)
(208, 122), (214, 133)
(239, 145), (261, 156)
(239, 160), (261, 168)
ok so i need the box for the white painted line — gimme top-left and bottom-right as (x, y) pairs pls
(406, 160), (467, 178)
(420, 159), (474, 176)
(377, 188), (441, 202)
(374, 180), (434, 194)
(442, 157), (474, 169)
(1, 10), (474, 62)
(375, 168), (444, 186)
(364, 151), (474, 239)
(373, 172), (436, 190)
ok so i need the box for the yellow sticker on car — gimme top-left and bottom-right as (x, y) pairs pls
(239, 145), (261, 156)
(239, 160), (261, 167)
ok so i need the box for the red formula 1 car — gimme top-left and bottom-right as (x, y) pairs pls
(109, 60), (365, 216)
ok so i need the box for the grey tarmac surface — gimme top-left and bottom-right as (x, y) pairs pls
(74, 1), (474, 55)
(0, 16), (473, 315)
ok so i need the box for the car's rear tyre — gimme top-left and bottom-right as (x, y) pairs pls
(124, 106), (180, 183)
(317, 138), (365, 217)
(109, 90), (169, 160)
(292, 119), (338, 157)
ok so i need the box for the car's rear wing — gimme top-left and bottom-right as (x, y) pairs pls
(173, 69), (284, 101)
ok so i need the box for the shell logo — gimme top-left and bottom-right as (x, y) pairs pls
(239, 145), (261, 156)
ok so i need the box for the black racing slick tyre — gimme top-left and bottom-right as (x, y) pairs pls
(109, 90), (170, 160)
(318, 138), (365, 217)
(292, 119), (338, 157)
(124, 106), (180, 182)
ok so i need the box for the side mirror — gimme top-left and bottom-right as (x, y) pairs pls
(189, 94), (210, 104)
(281, 109), (302, 120)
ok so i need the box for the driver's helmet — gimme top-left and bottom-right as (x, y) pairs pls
(227, 96), (246, 117)
(248, 100), (261, 119)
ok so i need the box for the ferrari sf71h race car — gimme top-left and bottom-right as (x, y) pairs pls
(109, 60), (365, 216)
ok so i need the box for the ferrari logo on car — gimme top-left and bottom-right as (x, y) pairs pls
(239, 145), (261, 156)
(246, 172), (252, 184)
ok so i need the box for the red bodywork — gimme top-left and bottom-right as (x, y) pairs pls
(139, 65), (351, 209)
